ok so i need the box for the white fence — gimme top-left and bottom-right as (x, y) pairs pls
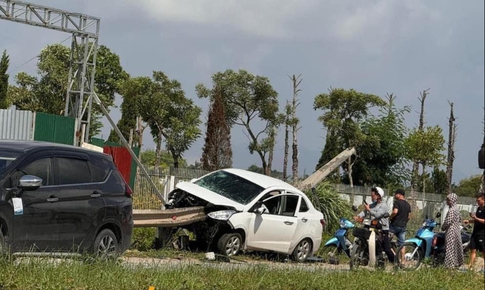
(0, 108), (34, 140)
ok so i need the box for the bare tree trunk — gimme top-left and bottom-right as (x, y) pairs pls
(347, 157), (354, 187)
(446, 102), (456, 195)
(266, 126), (276, 176)
(411, 89), (429, 205)
(154, 128), (163, 173)
(290, 74), (302, 184)
(283, 102), (290, 181)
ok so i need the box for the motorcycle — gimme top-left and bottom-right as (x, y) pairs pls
(396, 213), (471, 270)
(349, 208), (394, 270)
(318, 217), (355, 264)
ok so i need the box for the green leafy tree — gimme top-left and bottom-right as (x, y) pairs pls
(201, 89), (232, 171)
(431, 167), (448, 195)
(141, 71), (202, 168)
(454, 175), (482, 197)
(108, 76), (153, 147)
(6, 72), (38, 111)
(0, 50), (10, 109)
(351, 94), (410, 186)
(196, 69), (280, 174)
(314, 88), (386, 186)
(140, 149), (186, 170)
(405, 125), (446, 194)
(8, 44), (128, 136)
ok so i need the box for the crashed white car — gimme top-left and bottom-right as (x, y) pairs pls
(166, 168), (324, 262)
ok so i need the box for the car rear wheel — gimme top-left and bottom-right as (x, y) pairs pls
(217, 233), (242, 256)
(291, 238), (312, 262)
(94, 229), (119, 260)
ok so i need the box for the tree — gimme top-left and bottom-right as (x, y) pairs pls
(454, 175), (482, 197)
(108, 76), (153, 147)
(313, 88), (386, 187)
(196, 69), (280, 174)
(141, 71), (202, 168)
(6, 72), (38, 111)
(351, 94), (410, 187)
(140, 149), (186, 169)
(405, 125), (446, 194)
(445, 101), (457, 194)
(283, 101), (291, 181)
(410, 89), (429, 199)
(431, 167), (448, 195)
(0, 50), (9, 109)
(8, 44), (128, 136)
(290, 74), (302, 183)
(200, 89), (232, 171)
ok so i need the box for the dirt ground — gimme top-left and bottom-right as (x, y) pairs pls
(121, 255), (485, 273)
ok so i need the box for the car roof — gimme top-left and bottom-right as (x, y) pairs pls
(222, 168), (303, 193)
(0, 140), (109, 159)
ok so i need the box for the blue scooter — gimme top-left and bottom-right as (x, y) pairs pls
(319, 217), (355, 264)
(396, 213), (471, 270)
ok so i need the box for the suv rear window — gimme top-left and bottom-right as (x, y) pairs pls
(58, 157), (91, 184)
(90, 158), (111, 182)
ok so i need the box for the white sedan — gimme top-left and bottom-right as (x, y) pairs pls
(167, 168), (324, 262)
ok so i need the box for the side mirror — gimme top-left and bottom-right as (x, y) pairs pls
(254, 207), (266, 215)
(18, 175), (42, 191)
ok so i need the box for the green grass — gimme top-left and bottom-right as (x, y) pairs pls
(0, 256), (482, 290)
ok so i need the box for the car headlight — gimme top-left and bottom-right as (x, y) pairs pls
(208, 210), (236, 221)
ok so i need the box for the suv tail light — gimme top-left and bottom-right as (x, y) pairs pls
(124, 182), (133, 198)
(320, 219), (326, 228)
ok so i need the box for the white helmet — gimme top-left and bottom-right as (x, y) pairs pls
(375, 187), (385, 199)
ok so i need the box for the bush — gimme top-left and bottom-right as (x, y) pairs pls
(131, 227), (157, 251)
(305, 182), (354, 234)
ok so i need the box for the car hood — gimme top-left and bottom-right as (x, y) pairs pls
(175, 182), (245, 211)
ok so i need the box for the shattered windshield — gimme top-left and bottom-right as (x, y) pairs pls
(194, 171), (264, 205)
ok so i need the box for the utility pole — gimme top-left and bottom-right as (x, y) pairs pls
(0, 0), (100, 145)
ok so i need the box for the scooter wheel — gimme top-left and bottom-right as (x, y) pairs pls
(396, 243), (422, 270)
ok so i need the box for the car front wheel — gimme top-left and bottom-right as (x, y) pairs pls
(94, 229), (119, 260)
(217, 233), (242, 256)
(0, 229), (8, 257)
(291, 238), (313, 262)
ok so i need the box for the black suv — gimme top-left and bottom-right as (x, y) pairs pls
(0, 140), (133, 258)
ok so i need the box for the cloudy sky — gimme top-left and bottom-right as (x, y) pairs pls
(1, 0), (483, 183)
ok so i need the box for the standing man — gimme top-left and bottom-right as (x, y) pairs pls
(464, 192), (485, 271)
(353, 187), (394, 263)
(390, 189), (412, 248)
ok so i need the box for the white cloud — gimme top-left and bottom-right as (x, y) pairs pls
(121, 0), (317, 38)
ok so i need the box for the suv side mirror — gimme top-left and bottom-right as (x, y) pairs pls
(18, 175), (42, 191)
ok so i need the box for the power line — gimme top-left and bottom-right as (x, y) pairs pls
(7, 35), (72, 75)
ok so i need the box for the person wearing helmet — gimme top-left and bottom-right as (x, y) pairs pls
(353, 187), (395, 263)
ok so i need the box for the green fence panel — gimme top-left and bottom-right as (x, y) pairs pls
(34, 112), (75, 145)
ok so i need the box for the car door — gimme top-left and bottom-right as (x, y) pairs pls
(290, 194), (313, 249)
(10, 157), (58, 252)
(53, 156), (106, 252)
(246, 193), (299, 253)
